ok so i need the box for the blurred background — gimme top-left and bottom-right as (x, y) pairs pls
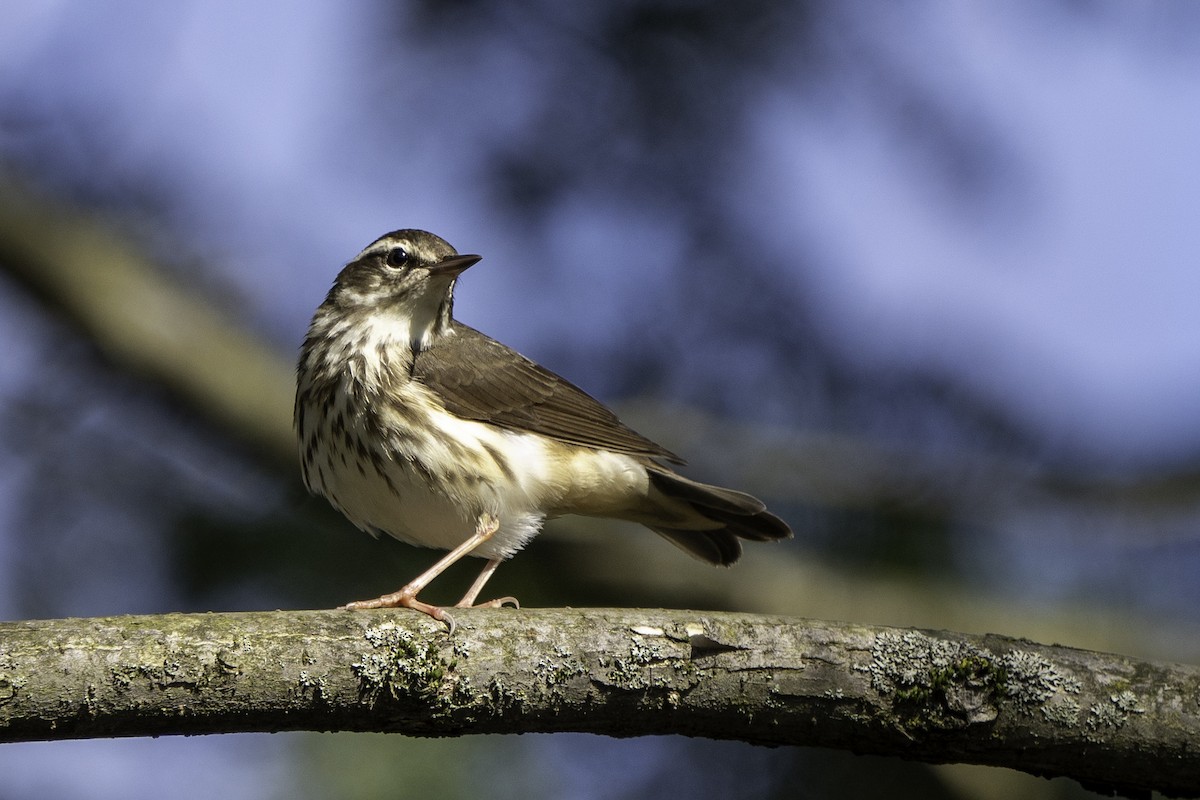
(1, 1), (1198, 798)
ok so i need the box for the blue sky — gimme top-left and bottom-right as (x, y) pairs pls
(750, 3), (1200, 458)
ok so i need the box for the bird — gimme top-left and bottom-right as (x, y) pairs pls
(295, 229), (791, 630)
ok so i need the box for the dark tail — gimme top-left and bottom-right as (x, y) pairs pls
(645, 469), (792, 566)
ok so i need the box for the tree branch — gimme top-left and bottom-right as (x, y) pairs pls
(0, 608), (1195, 797)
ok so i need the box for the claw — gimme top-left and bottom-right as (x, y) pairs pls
(340, 592), (458, 633)
(459, 596), (519, 610)
(339, 514), (507, 635)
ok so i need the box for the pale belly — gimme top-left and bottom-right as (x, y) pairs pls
(321, 458), (543, 559)
(310, 410), (651, 561)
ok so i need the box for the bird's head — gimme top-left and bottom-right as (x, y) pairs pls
(326, 229), (481, 350)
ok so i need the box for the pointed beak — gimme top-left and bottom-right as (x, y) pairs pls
(428, 253), (482, 277)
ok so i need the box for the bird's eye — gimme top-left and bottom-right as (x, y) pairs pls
(384, 246), (410, 269)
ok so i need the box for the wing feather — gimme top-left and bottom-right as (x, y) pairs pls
(412, 322), (683, 463)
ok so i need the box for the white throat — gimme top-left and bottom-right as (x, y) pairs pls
(365, 305), (438, 354)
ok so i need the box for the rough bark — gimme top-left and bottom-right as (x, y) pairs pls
(0, 608), (1195, 797)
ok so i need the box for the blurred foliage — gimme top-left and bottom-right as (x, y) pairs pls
(376, 1), (1044, 462)
(287, 731), (1107, 800)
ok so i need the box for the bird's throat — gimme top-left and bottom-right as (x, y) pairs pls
(368, 302), (444, 356)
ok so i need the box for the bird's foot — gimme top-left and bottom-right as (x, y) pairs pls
(339, 515), (510, 636)
(340, 591), (457, 634)
(455, 596), (519, 610)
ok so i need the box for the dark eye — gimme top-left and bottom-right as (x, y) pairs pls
(384, 246), (410, 269)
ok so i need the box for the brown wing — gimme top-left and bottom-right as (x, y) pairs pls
(412, 322), (683, 463)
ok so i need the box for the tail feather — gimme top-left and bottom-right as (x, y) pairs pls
(646, 469), (792, 566)
(648, 469), (766, 515)
(650, 527), (745, 565)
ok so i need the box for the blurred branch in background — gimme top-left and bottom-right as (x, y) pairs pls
(0, 178), (293, 463)
(2, 608), (1197, 798)
(2, 179), (1199, 667)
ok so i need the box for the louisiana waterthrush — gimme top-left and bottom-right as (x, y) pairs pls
(295, 229), (791, 629)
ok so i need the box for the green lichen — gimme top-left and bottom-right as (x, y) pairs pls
(996, 649), (1089, 729)
(109, 665), (138, 692)
(1085, 689), (1144, 741)
(351, 622), (457, 708)
(0, 673), (24, 703)
(999, 650), (1070, 708)
(870, 631), (1003, 728)
(533, 645), (586, 688)
(603, 639), (664, 689)
(1040, 696), (1081, 726)
(296, 670), (329, 704)
(486, 675), (526, 714)
(870, 631), (1093, 733)
(596, 636), (704, 702)
(1111, 689), (1142, 713)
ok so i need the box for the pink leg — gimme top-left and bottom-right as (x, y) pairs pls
(341, 513), (513, 632)
(455, 557), (519, 609)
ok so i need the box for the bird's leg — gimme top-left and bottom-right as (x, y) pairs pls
(455, 557), (519, 610)
(341, 513), (509, 631)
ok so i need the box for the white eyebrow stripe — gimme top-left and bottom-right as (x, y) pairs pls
(353, 241), (393, 261)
